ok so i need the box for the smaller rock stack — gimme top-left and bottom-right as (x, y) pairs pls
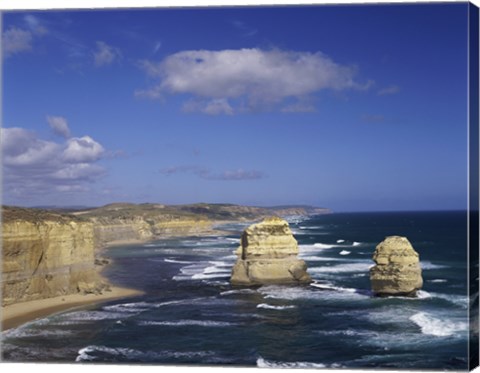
(370, 236), (423, 296)
(230, 216), (311, 285)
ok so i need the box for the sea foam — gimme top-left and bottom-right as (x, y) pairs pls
(256, 303), (296, 310)
(409, 312), (468, 337)
(257, 357), (328, 368)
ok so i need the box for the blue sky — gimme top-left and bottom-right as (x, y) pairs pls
(1, 3), (470, 211)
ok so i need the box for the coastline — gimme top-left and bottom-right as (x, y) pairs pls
(1, 285), (143, 331)
(1, 218), (261, 332)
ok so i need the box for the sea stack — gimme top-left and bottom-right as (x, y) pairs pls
(370, 236), (423, 296)
(230, 216), (311, 285)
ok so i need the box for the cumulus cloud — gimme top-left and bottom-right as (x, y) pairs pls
(93, 41), (121, 67)
(3, 27), (33, 57)
(47, 115), (71, 138)
(378, 85), (400, 96)
(63, 136), (105, 163)
(1, 123), (107, 200)
(136, 48), (372, 114)
(160, 165), (265, 181)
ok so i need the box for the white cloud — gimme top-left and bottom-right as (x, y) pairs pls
(1, 123), (107, 201)
(137, 48), (372, 114)
(1, 127), (60, 166)
(3, 27), (33, 57)
(93, 41), (120, 67)
(378, 85), (400, 96)
(63, 136), (105, 163)
(52, 163), (105, 180)
(47, 115), (71, 138)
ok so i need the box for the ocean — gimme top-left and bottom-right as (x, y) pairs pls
(1, 211), (473, 370)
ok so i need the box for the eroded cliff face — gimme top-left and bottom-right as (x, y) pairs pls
(370, 236), (423, 296)
(231, 216), (311, 285)
(88, 216), (212, 248)
(2, 208), (105, 306)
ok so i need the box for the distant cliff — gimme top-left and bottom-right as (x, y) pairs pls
(2, 207), (106, 306)
(71, 203), (330, 248)
(72, 203), (214, 248)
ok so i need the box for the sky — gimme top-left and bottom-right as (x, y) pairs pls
(1, 2), (471, 212)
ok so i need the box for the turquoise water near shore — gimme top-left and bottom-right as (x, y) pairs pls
(1, 211), (472, 369)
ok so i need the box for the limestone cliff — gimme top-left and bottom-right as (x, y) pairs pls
(74, 204), (213, 248)
(2, 207), (106, 306)
(370, 236), (423, 296)
(231, 216), (311, 285)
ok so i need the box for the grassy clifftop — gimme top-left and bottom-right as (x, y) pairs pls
(69, 202), (330, 222)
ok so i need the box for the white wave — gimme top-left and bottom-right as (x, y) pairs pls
(430, 292), (469, 308)
(220, 289), (258, 296)
(352, 242), (362, 246)
(258, 284), (369, 302)
(339, 250), (351, 255)
(164, 258), (194, 264)
(257, 303), (296, 310)
(138, 319), (234, 327)
(225, 237), (240, 243)
(416, 290), (432, 299)
(143, 243), (160, 247)
(308, 261), (373, 273)
(336, 239), (345, 243)
(76, 345), (214, 362)
(192, 272), (230, 280)
(429, 279), (448, 283)
(410, 312), (468, 337)
(298, 255), (342, 262)
(310, 282), (357, 293)
(421, 261), (447, 270)
(102, 302), (152, 313)
(382, 290), (432, 301)
(3, 325), (72, 339)
(257, 357), (327, 368)
(58, 310), (127, 322)
(203, 262), (232, 274)
(179, 264), (208, 276)
(314, 243), (337, 249)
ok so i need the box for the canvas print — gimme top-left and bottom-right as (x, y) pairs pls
(1, 1), (479, 371)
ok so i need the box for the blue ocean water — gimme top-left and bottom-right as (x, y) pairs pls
(1, 211), (471, 369)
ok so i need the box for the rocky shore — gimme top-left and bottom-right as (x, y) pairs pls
(1, 203), (328, 329)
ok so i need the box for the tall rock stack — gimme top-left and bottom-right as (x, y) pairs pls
(230, 216), (311, 285)
(370, 236), (423, 296)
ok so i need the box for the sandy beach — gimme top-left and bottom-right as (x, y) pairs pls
(1, 222), (232, 333)
(1, 286), (143, 331)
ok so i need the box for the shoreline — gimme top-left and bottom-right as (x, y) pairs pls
(1, 286), (143, 331)
(1, 218), (258, 332)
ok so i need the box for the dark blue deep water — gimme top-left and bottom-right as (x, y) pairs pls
(1, 211), (471, 370)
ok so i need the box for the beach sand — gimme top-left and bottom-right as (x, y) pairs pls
(1, 286), (143, 331)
